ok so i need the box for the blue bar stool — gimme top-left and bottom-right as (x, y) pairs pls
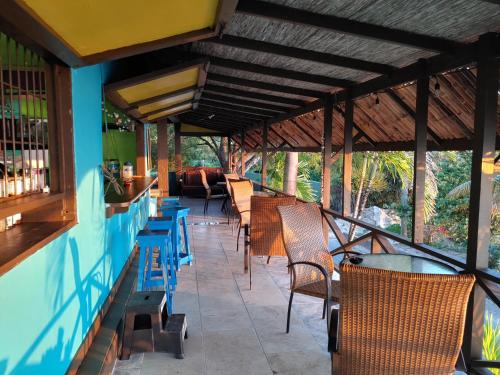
(147, 217), (177, 290)
(160, 197), (181, 208)
(136, 229), (175, 314)
(159, 206), (193, 270)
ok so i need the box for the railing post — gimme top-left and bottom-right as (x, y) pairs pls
(135, 122), (147, 176)
(322, 97), (333, 209)
(412, 65), (429, 244)
(343, 97), (353, 216)
(261, 124), (268, 186)
(157, 121), (169, 196)
(463, 33), (499, 369)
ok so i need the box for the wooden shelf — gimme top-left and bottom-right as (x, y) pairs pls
(0, 220), (76, 276)
(105, 176), (157, 217)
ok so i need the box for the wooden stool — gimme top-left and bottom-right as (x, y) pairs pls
(121, 291), (188, 360)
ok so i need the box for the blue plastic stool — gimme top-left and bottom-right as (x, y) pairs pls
(136, 229), (175, 314)
(159, 206), (193, 270)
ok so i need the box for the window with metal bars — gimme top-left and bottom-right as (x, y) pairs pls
(0, 31), (76, 274)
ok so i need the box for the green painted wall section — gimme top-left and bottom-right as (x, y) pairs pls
(102, 130), (137, 169)
(0, 65), (152, 375)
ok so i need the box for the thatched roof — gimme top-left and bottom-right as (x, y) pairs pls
(174, 0), (500, 150)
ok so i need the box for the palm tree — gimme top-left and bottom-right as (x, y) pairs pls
(267, 152), (316, 201)
(447, 175), (500, 215)
(348, 151), (437, 240)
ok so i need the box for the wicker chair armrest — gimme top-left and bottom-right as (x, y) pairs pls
(328, 308), (339, 353)
(287, 261), (332, 300)
(329, 249), (361, 257)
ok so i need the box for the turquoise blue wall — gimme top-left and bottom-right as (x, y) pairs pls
(0, 65), (151, 374)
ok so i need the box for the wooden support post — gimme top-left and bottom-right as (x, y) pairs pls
(261, 124), (268, 185)
(157, 122), (169, 196)
(241, 130), (247, 176)
(343, 98), (353, 216)
(463, 33), (499, 368)
(412, 72), (429, 243)
(322, 97), (333, 209)
(174, 123), (182, 179)
(135, 122), (147, 176)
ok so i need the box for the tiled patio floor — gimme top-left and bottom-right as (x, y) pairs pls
(113, 197), (331, 375)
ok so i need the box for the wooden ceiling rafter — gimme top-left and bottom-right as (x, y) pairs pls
(209, 56), (354, 87)
(210, 34), (393, 75)
(125, 85), (201, 111)
(199, 99), (278, 117)
(197, 104), (267, 122)
(204, 83), (305, 106)
(334, 105), (376, 147)
(188, 108), (257, 125)
(181, 112), (248, 128)
(289, 118), (321, 146)
(201, 92), (289, 112)
(138, 99), (196, 120)
(236, 0), (465, 53)
(208, 72), (327, 98)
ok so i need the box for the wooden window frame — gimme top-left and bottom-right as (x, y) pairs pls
(0, 62), (77, 276)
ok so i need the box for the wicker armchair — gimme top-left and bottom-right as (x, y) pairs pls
(200, 169), (226, 215)
(248, 195), (296, 288)
(224, 173), (239, 224)
(277, 203), (339, 333)
(228, 179), (254, 253)
(330, 263), (475, 375)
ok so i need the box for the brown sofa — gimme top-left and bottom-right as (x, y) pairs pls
(180, 167), (225, 197)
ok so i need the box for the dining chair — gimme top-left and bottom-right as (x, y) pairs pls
(200, 169), (226, 216)
(277, 202), (341, 334)
(330, 263), (475, 375)
(228, 179), (253, 253)
(248, 195), (296, 288)
(224, 173), (239, 225)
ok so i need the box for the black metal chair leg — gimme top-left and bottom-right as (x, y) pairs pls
(286, 291), (294, 333)
(322, 299), (327, 319)
(266, 256), (271, 264)
(236, 224), (241, 252)
(249, 255), (252, 290)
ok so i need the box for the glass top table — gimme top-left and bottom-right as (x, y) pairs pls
(343, 253), (457, 275)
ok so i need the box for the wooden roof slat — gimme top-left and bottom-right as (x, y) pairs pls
(197, 103), (270, 120)
(199, 99), (279, 117)
(208, 72), (326, 98)
(204, 84), (305, 106)
(202, 92), (290, 112)
(209, 56), (354, 87)
(210, 34), (393, 75)
(237, 0), (466, 53)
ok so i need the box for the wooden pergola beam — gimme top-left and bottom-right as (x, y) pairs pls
(343, 98), (353, 216)
(211, 34), (393, 75)
(204, 84), (305, 107)
(237, 0), (464, 53)
(199, 99), (278, 117)
(463, 34), (499, 367)
(185, 110), (255, 126)
(322, 97), (333, 208)
(430, 92), (474, 138)
(157, 121), (169, 196)
(197, 105), (266, 122)
(261, 124), (268, 185)
(125, 85), (200, 110)
(269, 127), (294, 149)
(208, 72), (326, 98)
(202, 92), (289, 113)
(412, 74), (429, 244)
(209, 56), (354, 87)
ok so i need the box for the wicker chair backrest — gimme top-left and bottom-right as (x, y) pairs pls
(199, 169), (209, 190)
(337, 263), (475, 375)
(229, 179), (253, 215)
(224, 173), (239, 197)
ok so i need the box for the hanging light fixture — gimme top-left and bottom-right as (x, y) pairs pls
(434, 76), (440, 97)
(375, 94), (380, 108)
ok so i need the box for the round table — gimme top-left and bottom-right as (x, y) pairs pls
(343, 253), (457, 275)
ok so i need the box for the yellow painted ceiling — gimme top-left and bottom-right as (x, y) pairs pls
(117, 67), (199, 104)
(147, 103), (192, 121)
(138, 91), (195, 115)
(18, 0), (220, 56)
